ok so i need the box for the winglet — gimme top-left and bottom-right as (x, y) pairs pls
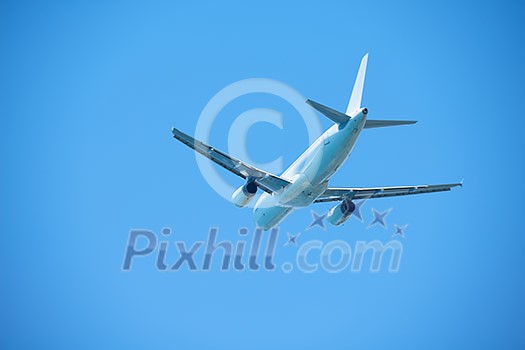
(346, 53), (368, 116)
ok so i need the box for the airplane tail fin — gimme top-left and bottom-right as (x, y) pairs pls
(305, 54), (369, 124)
(346, 53), (368, 116)
(306, 54), (417, 129)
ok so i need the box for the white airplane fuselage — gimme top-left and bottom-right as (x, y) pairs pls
(253, 108), (368, 229)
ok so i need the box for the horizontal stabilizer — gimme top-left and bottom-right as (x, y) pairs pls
(364, 119), (417, 129)
(306, 99), (350, 124)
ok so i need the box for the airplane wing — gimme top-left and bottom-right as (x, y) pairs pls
(314, 182), (463, 203)
(171, 127), (290, 194)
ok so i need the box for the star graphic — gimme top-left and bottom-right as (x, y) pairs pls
(351, 200), (366, 222)
(308, 210), (327, 230)
(367, 208), (392, 229)
(392, 224), (408, 238)
(284, 232), (301, 246)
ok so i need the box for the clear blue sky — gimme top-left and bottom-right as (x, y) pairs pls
(2, 0), (524, 349)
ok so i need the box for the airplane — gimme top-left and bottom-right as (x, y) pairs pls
(171, 54), (462, 230)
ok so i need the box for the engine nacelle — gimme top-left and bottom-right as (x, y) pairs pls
(327, 199), (356, 226)
(231, 180), (258, 207)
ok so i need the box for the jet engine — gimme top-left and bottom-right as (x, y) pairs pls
(231, 179), (258, 207)
(327, 198), (356, 226)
